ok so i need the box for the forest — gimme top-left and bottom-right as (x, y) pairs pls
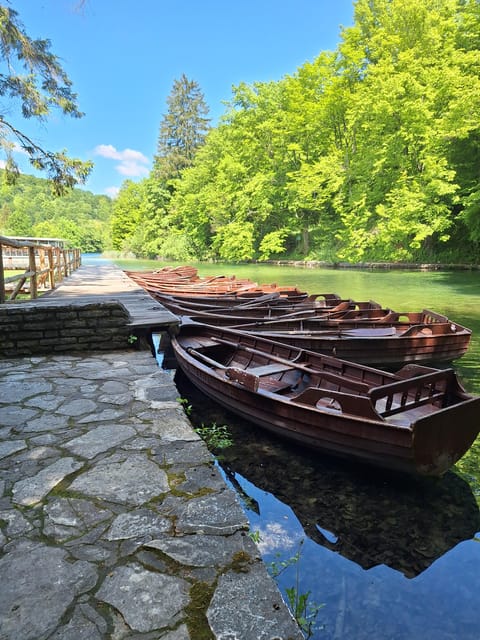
(0, 172), (112, 252)
(110, 0), (480, 264)
(2, 0), (480, 264)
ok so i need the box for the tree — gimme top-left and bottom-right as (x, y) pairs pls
(110, 180), (145, 251)
(0, 5), (92, 194)
(332, 0), (480, 261)
(154, 74), (210, 183)
(147, 0), (480, 264)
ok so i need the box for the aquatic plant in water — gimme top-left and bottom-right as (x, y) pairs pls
(269, 539), (324, 638)
(194, 422), (233, 451)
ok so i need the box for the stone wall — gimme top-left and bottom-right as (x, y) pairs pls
(0, 299), (134, 357)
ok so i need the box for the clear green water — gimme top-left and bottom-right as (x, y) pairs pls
(115, 258), (480, 640)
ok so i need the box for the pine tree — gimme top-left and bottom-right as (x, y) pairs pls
(154, 74), (210, 182)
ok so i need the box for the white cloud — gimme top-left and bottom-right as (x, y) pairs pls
(105, 186), (120, 198)
(256, 521), (300, 555)
(12, 142), (29, 155)
(94, 144), (150, 177)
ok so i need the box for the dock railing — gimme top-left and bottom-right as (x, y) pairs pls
(0, 235), (81, 303)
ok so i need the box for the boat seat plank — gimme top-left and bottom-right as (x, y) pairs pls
(225, 367), (293, 393)
(248, 363), (293, 376)
(258, 376), (293, 393)
(182, 337), (219, 350)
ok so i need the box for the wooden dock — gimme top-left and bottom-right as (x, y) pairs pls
(0, 260), (181, 358)
(43, 261), (180, 333)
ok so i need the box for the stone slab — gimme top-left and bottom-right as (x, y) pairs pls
(0, 346), (302, 639)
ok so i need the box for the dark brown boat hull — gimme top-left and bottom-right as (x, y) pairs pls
(171, 323), (480, 477)
(186, 312), (471, 366)
(234, 331), (470, 366)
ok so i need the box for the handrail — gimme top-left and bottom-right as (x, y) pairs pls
(0, 235), (82, 303)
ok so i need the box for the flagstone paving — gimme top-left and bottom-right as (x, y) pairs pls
(0, 349), (302, 639)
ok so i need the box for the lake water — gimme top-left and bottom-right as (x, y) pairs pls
(116, 259), (480, 640)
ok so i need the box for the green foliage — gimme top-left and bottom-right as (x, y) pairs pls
(110, 180), (147, 251)
(177, 397), (193, 416)
(0, 171), (112, 251)
(285, 586), (324, 639)
(194, 422), (233, 451)
(111, 0), (480, 264)
(153, 232), (196, 261)
(248, 530), (262, 544)
(269, 539), (324, 638)
(0, 5), (92, 193)
(258, 229), (289, 261)
(212, 221), (255, 261)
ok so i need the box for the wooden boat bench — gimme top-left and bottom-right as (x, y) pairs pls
(248, 363), (293, 377)
(186, 346), (294, 392)
(183, 336), (220, 350)
(370, 368), (455, 418)
(225, 367), (294, 393)
(258, 377), (294, 393)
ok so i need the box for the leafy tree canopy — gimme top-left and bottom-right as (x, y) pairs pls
(0, 5), (92, 194)
(113, 0), (480, 265)
(0, 171), (112, 252)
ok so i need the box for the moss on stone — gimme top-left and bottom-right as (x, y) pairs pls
(184, 581), (215, 640)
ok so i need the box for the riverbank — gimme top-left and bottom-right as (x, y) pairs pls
(263, 260), (480, 271)
(102, 251), (480, 271)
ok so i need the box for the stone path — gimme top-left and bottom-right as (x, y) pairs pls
(0, 349), (302, 639)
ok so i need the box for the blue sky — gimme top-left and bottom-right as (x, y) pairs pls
(10, 0), (355, 197)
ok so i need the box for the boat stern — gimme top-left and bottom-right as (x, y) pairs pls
(412, 397), (480, 475)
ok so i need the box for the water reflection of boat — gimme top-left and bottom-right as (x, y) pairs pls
(175, 368), (480, 579)
(223, 438), (479, 578)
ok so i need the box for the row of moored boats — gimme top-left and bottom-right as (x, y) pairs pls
(126, 266), (480, 477)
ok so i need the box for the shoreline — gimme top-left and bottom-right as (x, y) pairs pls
(100, 252), (480, 271)
(263, 259), (480, 271)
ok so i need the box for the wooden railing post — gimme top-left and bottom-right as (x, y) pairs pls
(55, 247), (62, 282)
(63, 249), (68, 277)
(0, 236), (81, 301)
(0, 242), (5, 304)
(28, 246), (38, 299)
(47, 247), (55, 290)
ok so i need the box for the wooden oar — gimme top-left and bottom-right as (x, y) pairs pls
(253, 327), (398, 338)
(210, 337), (372, 394)
(186, 347), (228, 369)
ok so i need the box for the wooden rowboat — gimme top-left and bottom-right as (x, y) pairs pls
(148, 290), (387, 321)
(125, 267), (307, 297)
(170, 321), (480, 476)
(185, 309), (472, 366)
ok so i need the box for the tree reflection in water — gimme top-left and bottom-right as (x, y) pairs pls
(175, 368), (480, 640)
